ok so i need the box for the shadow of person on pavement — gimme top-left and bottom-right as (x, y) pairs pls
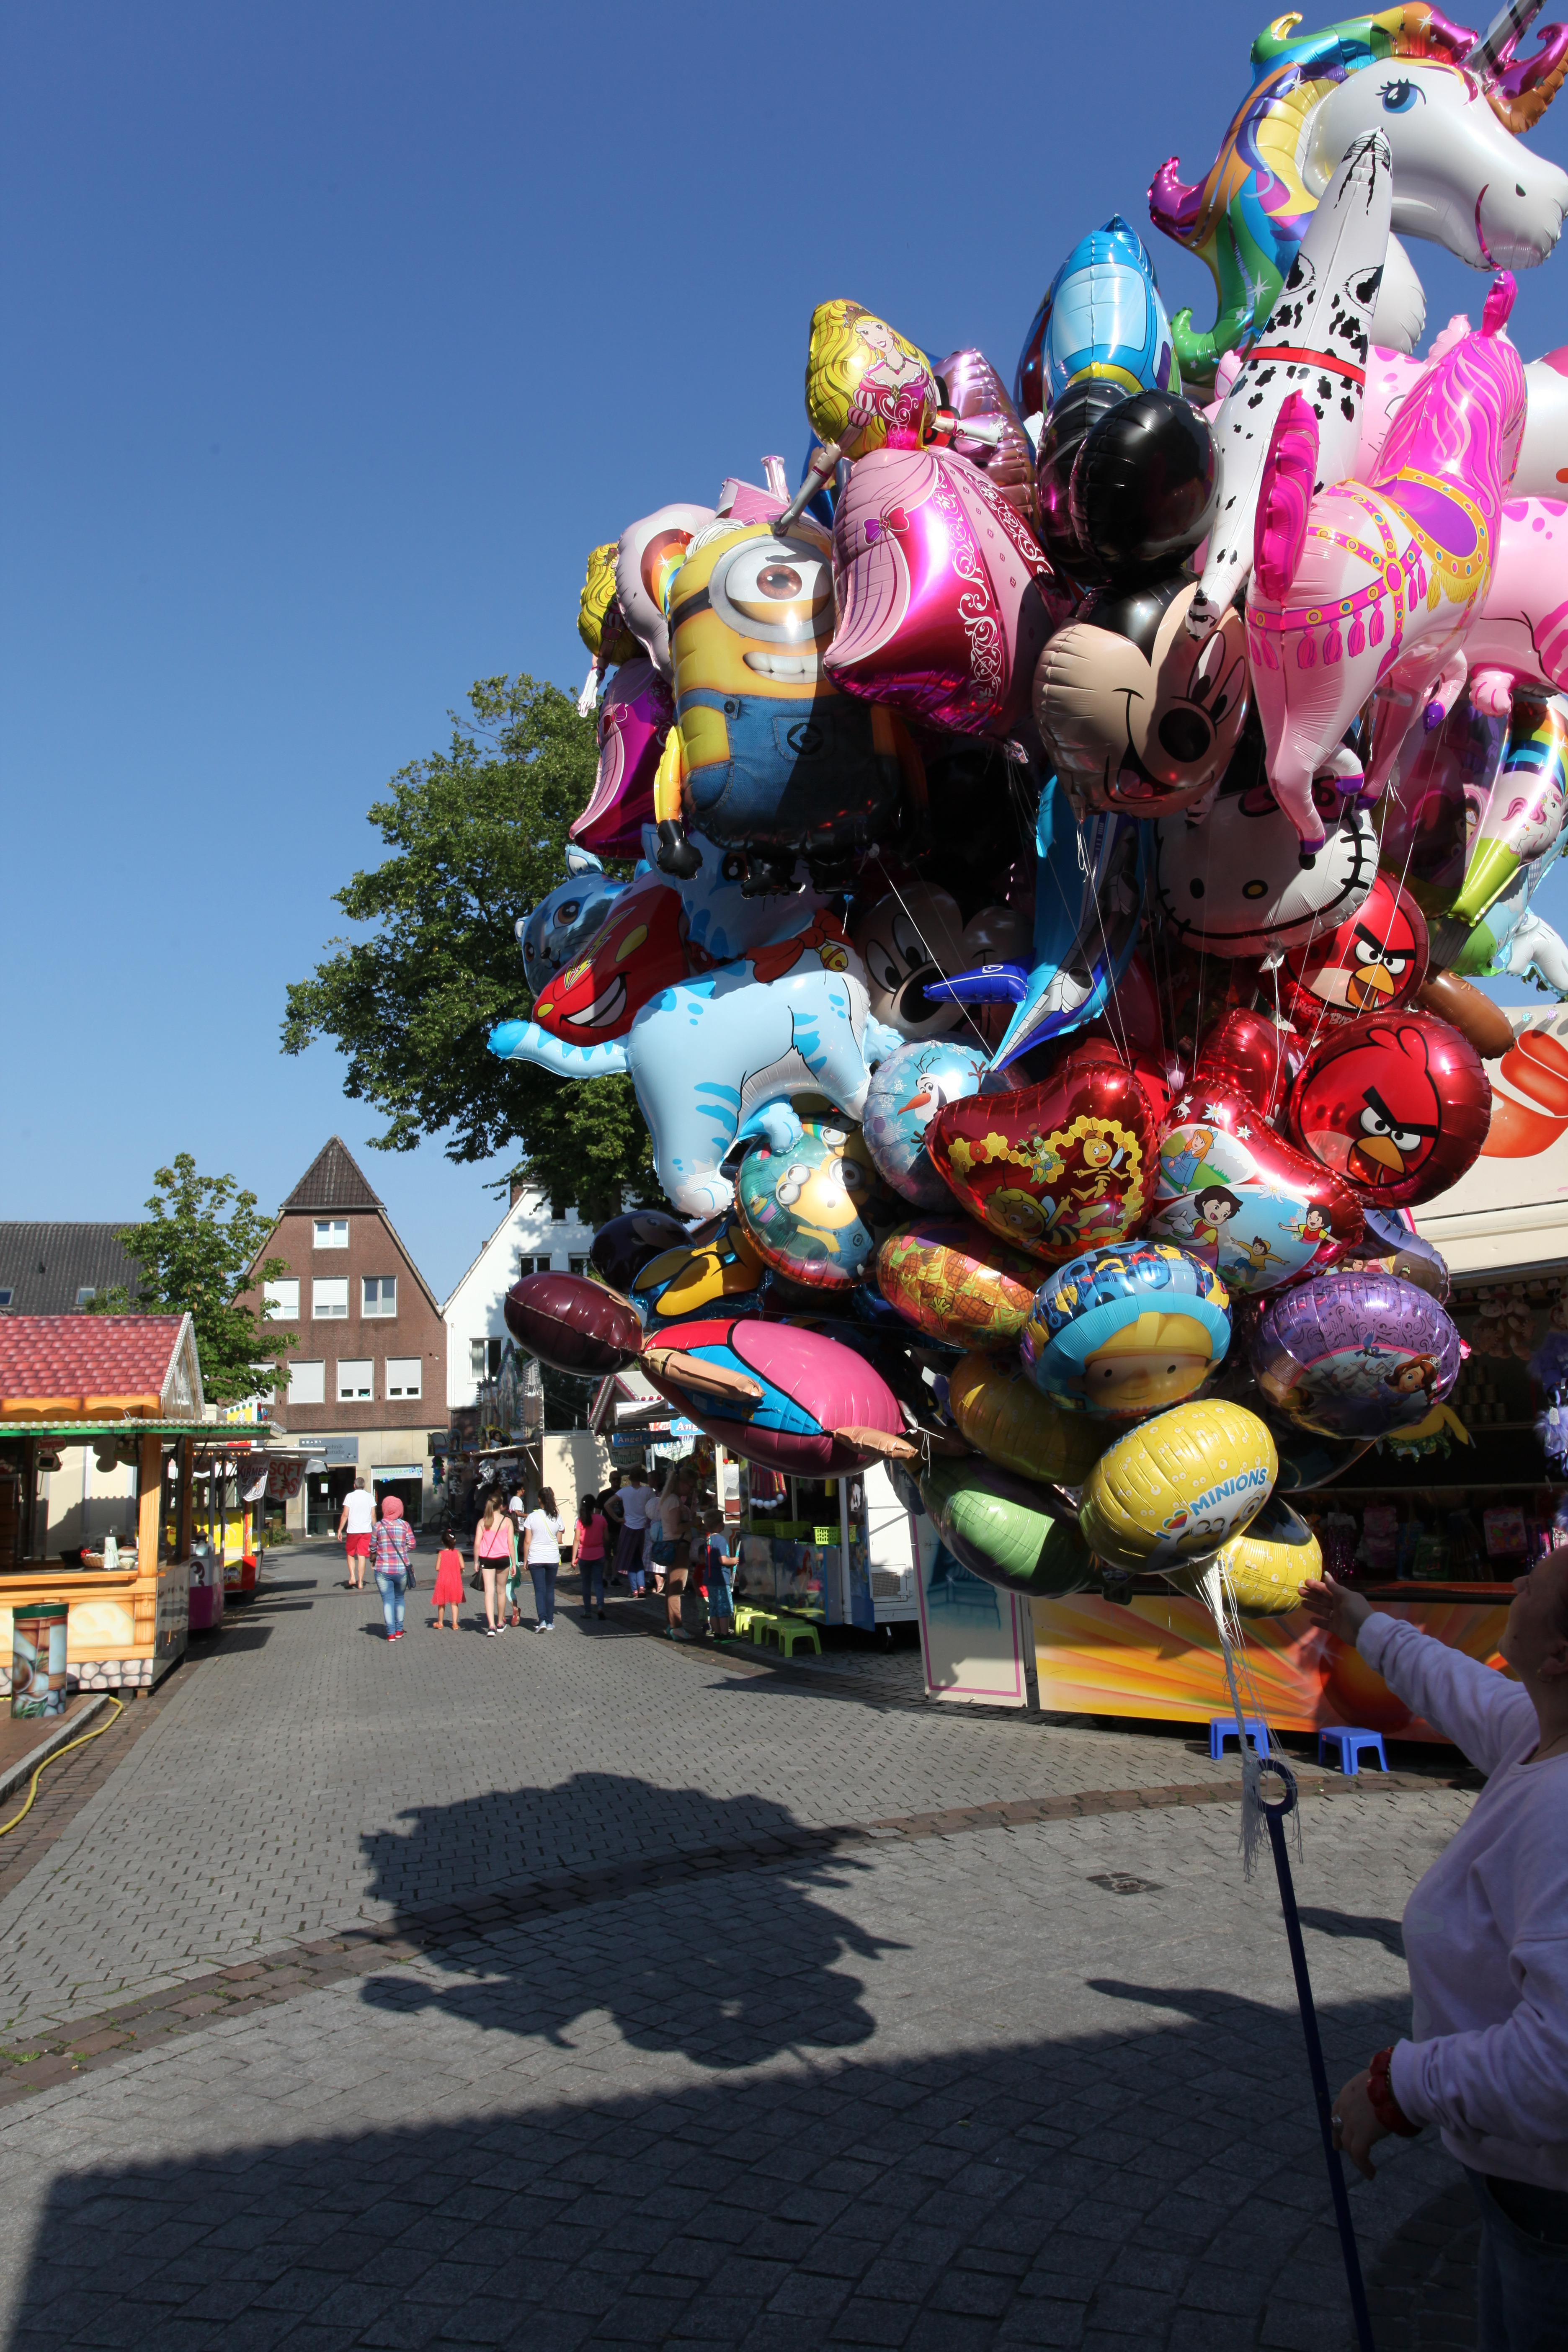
(356, 1770), (904, 2071)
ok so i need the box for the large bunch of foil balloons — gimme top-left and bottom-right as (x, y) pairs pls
(493, 5), (1568, 1612)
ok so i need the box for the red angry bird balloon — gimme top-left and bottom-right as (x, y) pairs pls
(1277, 876), (1429, 1034)
(1287, 1012), (1491, 1207)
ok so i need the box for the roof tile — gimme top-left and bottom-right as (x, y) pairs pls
(282, 1138), (384, 1214)
(0, 1315), (187, 1403)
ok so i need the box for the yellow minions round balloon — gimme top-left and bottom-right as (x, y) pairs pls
(1163, 1494), (1320, 1616)
(735, 1119), (895, 1290)
(1080, 1400), (1277, 1576)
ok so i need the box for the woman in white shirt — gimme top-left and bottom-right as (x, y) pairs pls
(521, 1487), (564, 1632)
(1301, 1558), (1568, 2350)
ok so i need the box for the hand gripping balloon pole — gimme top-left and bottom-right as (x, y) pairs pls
(1256, 1758), (1377, 2352)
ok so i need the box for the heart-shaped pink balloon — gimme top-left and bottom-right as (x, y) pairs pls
(826, 445), (1065, 739)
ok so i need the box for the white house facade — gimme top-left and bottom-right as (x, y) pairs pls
(443, 1186), (597, 1411)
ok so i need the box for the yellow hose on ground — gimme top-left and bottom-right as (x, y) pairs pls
(0, 1697), (125, 1837)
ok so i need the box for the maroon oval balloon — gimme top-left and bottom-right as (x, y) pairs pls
(1287, 1011), (1492, 1207)
(503, 1273), (642, 1375)
(926, 1050), (1156, 1264)
(1192, 1008), (1303, 1122)
(1145, 1082), (1364, 1294)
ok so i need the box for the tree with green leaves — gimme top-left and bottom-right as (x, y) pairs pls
(281, 673), (657, 1226)
(88, 1155), (296, 1406)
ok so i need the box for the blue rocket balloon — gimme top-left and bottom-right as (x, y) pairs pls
(1015, 216), (1180, 420)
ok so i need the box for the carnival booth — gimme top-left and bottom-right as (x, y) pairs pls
(478, 4), (1568, 1726)
(0, 1315), (267, 1694)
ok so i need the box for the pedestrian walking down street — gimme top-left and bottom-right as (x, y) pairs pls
(370, 1494), (415, 1642)
(523, 1488), (564, 1630)
(429, 1524), (465, 1632)
(573, 1492), (609, 1619)
(652, 1467), (694, 1638)
(474, 1491), (514, 1638)
(1301, 1562), (1568, 2351)
(614, 1465), (651, 1594)
(337, 1477), (375, 1590)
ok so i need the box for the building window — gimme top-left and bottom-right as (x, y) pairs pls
(362, 1276), (397, 1318)
(0, 1288), (12, 1308)
(312, 1278), (348, 1319)
(471, 1337), (503, 1380)
(385, 1357), (422, 1400)
(77, 1287), (98, 1306)
(516, 1252), (551, 1277)
(314, 1219), (349, 1249)
(336, 1359), (373, 1401)
(568, 1256), (588, 1276)
(289, 1359), (326, 1406)
(264, 1279), (299, 1321)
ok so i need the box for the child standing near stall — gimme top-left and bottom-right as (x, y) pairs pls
(701, 1511), (737, 1643)
(430, 1525), (465, 1632)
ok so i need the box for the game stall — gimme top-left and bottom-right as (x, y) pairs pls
(0, 1314), (266, 1697)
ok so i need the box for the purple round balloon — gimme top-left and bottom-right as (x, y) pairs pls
(1250, 1270), (1460, 1440)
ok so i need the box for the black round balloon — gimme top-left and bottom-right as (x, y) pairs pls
(1068, 389), (1215, 583)
(1033, 380), (1128, 583)
(589, 1210), (689, 1295)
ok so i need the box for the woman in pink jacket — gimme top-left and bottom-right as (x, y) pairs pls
(1301, 1555), (1568, 2350)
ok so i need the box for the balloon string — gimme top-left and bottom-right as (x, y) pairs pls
(876, 868), (994, 1062)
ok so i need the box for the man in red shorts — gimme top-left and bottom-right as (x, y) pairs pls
(337, 1478), (374, 1590)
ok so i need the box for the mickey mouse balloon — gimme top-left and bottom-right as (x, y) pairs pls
(1287, 1012), (1491, 1207)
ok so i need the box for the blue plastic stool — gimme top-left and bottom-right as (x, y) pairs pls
(1317, 1727), (1389, 1776)
(1210, 1716), (1271, 1759)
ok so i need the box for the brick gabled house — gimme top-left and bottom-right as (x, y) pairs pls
(238, 1138), (447, 1534)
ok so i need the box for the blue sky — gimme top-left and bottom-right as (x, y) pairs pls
(5, 1), (1568, 1299)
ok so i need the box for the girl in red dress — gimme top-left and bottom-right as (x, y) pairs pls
(430, 1524), (466, 1632)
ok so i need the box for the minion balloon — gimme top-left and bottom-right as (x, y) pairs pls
(650, 518), (916, 892)
(1080, 1400), (1277, 1577)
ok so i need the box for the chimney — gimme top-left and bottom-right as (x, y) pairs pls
(510, 1179), (526, 1210)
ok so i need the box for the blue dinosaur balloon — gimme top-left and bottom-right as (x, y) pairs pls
(1015, 216), (1180, 421)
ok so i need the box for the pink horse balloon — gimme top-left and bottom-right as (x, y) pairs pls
(1457, 496), (1568, 713)
(570, 658), (674, 859)
(825, 441), (1063, 738)
(1247, 271), (1527, 851)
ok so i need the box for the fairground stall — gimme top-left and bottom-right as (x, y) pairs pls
(0, 1315), (266, 1695)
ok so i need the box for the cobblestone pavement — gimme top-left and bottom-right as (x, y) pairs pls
(0, 1547), (1487, 2348)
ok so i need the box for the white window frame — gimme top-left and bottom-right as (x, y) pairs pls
(361, 1275), (397, 1318)
(264, 1279), (300, 1321)
(335, 1358), (374, 1402)
(516, 1251), (552, 1277)
(568, 1256), (588, 1276)
(385, 1357), (423, 1400)
(312, 1277), (349, 1320)
(313, 1219), (349, 1250)
(288, 1359), (326, 1406)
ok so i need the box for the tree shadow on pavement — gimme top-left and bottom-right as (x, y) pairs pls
(356, 1770), (902, 2071)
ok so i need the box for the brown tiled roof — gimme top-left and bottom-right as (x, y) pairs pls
(0, 1224), (144, 1315)
(0, 1315), (187, 1410)
(281, 1138), (383, 1214)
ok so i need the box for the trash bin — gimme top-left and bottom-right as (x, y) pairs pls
(11, 1600), (70, 1719)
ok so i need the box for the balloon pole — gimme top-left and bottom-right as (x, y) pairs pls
(1258, 1761), (1377, 2352)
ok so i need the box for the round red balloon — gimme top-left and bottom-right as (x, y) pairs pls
(1278, 875), (1429, 1034)
(927, 1047), (1156, 1264)
(503, 1273), (642, 1375)
(1192, 1008), (1303, 1122)
(1287, 1012), (1491, 1208)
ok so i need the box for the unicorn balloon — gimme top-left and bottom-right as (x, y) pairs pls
(1246, 271), (1527, 850)
(1149, 5), (1568, 386)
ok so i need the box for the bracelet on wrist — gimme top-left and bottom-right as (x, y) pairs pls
(1367, 2046), (1421, 2137)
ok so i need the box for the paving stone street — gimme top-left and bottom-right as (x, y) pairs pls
(0, 1546), (1487, 2350)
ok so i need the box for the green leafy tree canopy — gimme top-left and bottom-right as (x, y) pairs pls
(281, 673), (656, 1225)
(88, 1154), (296, 1406)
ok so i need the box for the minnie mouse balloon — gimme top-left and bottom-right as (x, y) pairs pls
(1251, 1269), (1461, 1439)
(1034, 575), (1249, 816)
(1287, 1011), (1491, 1207)
(1146, 1081), (1363, 1295)
(826, 443), (1062, 739)
(1277, 873), (1429, 1033)
(927, 1048), (1156, 1266)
